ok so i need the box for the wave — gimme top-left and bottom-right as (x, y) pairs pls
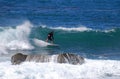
(40, 25), (116, 33)
(0, 59), (120, 79)
(50, 26), (92, 32)
(0, 22), (120, 55)
(0, 21), (34, 54)
(33, 25), (120, 55)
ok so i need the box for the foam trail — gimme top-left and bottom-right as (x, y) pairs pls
(0, 21), (34, 54)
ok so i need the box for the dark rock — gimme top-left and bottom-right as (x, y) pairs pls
(11, 53), (27, 65)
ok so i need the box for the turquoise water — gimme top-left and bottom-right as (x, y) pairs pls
(31, 26), (120, 59)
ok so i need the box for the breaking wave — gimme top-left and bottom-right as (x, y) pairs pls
(0, 21), (34, 54)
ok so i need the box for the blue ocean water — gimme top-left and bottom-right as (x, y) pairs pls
(0, 0), (120, 79)
(0, 0), (120, 28)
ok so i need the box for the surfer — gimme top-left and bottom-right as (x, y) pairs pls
(46, 31), (54, 43)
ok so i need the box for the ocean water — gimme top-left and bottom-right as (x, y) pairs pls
(0, 0), (120, 79)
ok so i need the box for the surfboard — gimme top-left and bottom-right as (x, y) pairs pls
(33, 38), (59, 47)
(47, 43), (59, 47)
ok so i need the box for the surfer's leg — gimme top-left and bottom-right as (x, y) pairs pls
(49, 38), (54, 43)
(46, 39), (48, 42)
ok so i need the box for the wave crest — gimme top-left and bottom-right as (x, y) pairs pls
(50, 26), (92, 32)
(0, 21), (34, 54)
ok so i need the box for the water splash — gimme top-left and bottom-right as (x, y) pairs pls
(0, 21), (34, 54)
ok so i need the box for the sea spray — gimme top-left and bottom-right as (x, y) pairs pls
(0, 21), (34, 54)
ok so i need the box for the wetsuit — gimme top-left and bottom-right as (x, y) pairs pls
(47, 32), (54, 41)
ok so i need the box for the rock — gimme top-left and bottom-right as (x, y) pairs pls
(11, 53), (85, 65)
(11, 53), (27, 65)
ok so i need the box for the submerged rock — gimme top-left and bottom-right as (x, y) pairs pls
(11, 53), (85, 65)
(57, 53), (85, 65)
(26, 55), (50, 62)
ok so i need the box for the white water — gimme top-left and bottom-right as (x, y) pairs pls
(50, 26), (92, 32)
(51, 26), (116, 33)
(0, 59), (120, 79)
(41, 25), (116, 33)
(0, 21), (34, 54)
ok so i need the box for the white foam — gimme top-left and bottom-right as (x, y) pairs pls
(0, 46), (8, 55)
(0, 59), (120, 79)
(104, 29), (115, 33)
(50, 26), (92, 32)
(0, 21), (34, 54)
(42, 25), (116, 33)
